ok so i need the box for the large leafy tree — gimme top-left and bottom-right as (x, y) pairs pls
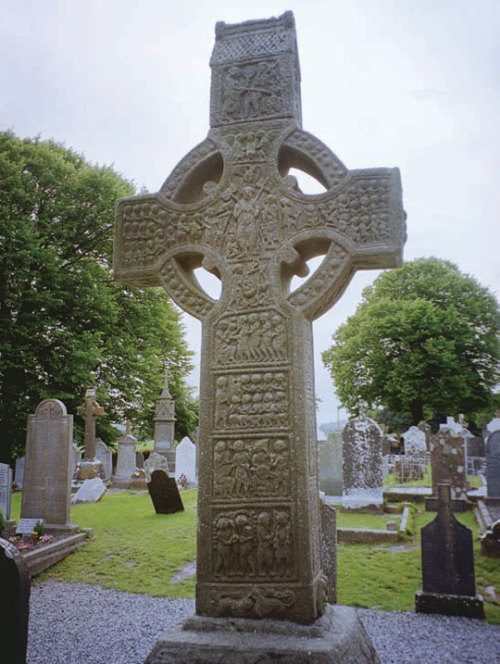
(323, 258), (500, 424)
(0, 132), (198, 463)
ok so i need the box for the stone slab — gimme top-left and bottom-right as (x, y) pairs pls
(337, 528), (398, 544)
(16, 518), (44, 536)
(23, 532), (86, 576)
(147, 470), (184, 514)
(144, 605), (380, 663)
(415, 590), (484, 619)
(71, 478), (107, 504)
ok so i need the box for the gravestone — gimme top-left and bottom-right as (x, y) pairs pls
(342, 412), (384, 513)
(71, 443), (82, 476)
(427, 427), (468, 511)
(480, 519), (500, 556)
(403, 426), (426, 456)
(175, 436), (197, 487)
(71, 477), (107, 504)
(466, 435), (485, 458)
(21, 399), (77, 533)
(136, 451), (145, 469)
(115, 11), (405, 662)
(112, 425), (137, 488)
(486, 430), (500, 498)
(318, 432), (343, 496)
(147, 469), (184, 514)
(418, 420), (432, 450)
(95, 438), (113, 480)
(0, 462), (12, 521)
(14, 456), (25, 490)
(73, 389), (105, 482)
(144, 451), (171, 482)
(416, 484), (484, 618)
(154, 371), (177, 472)
(0, 537), (31, 664)
(486, 415), (500, 435)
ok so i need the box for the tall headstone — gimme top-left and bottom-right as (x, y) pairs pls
(486, 415), (500, 436)
(0, 463), (12, 521)
(342, 412), (384, 513)
(112, 424), (137, 489)
(403, 426), (426, 456)
(154, 371), (177, 472)
(21, 399), (76, 532)
(14, 456), (25, 490)
(486, 430), (500, 498)
(318, 431), (343, 496)
(115, 11), (404, 662)
(147, 469), (184, 514)
(418, 420), (432, 450)
(95, 438), (113, 481)
(73, 389), (105, 482)
(427, 427), (468, 511)
(144, 451), (171, 482)
(70, 443), (82, 476)
(0, 537), (31, 664)
(416, 484), (484, 618)
(175, 437), (197, 487)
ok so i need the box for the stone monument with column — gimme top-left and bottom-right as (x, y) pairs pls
(153, 370), (176, 473)
(73, 389), (105, 484)
(115, 11), (406, 662)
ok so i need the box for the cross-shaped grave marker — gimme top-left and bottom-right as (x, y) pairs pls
(114, 11), (405, 625)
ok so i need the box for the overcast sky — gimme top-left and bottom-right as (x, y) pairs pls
(2, 0), (499, 429)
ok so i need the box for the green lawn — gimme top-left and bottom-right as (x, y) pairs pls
(9, 490), (500, 623)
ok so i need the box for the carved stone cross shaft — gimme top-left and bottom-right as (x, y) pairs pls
(77, 388), (104, 460)
(114, 12), (406, 624)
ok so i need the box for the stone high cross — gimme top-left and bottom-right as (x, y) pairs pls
(77, 389), (104, 460)
(114, 12), (405, 624)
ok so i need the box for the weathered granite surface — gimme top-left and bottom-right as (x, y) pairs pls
(0, 537), (31, 664)
(113, 9), (405, 657)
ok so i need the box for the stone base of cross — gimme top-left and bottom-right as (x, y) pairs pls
(115, 11), (404, 663)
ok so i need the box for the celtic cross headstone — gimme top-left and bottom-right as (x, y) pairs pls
(115, 11), (405, 651)
(73, 389), (106, 483)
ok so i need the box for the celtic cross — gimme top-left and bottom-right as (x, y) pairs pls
(77, 388), (104, 460)
(114, 12), (405, 624)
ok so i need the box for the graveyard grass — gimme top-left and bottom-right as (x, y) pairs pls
(10, 492), (500, 623)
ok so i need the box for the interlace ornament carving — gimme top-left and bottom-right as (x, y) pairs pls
(114, 11), (406, 624)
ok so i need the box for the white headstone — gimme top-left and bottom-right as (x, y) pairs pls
(71, 477), (107, 504)
(95, 439), (112, 480)
(71, 443), (82, 475)
(112, 430), (137, 488)
(486, 417), (500, 435)
(14, 457), (25, 490)
(144, 452), (170, 482)
(0, 463), (12, 521)
(175, 437), (197, 486)
(403, 426), (427, 456)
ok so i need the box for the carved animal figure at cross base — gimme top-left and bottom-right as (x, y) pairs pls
(114, 11), (406, 627)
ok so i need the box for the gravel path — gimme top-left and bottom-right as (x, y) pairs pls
(28, 580), (499, 664)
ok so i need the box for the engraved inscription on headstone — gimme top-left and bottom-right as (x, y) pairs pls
(147, 469), (184, 514)
(342, 413), (384, 512)
(416, 484), (484, 618)
(21, 399), (75, 531)
(114, 9), (405, 636)
(16, 518), (44, 536)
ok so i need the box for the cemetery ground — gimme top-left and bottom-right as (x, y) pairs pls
(8, 490), (500, 624)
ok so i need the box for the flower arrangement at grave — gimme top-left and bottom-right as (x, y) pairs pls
(177, 473), (188, 490)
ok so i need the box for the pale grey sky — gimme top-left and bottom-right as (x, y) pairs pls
(2, 0), (499, 427)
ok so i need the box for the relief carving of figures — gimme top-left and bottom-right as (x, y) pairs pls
(215, 311), (287, 365)
(213, 508), (294, 579)
(221, 61), (283, 122)
(214, 372), (288, 430)
(213, 437), (290, 499)
(230, 261), (271, 308)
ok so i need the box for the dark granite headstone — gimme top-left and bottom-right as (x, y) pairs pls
(0, 537), (31, 664)
(416, 484), (484, 618)
(147, 469), (184, 514)
(486, 431), (500, 498)
(480, 519), (500, 557)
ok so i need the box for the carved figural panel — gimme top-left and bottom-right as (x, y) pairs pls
(113, 11), (406, 625)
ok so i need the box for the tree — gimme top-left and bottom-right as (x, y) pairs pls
(0, 132), (198, 463)
(322, 258), (500, 424)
